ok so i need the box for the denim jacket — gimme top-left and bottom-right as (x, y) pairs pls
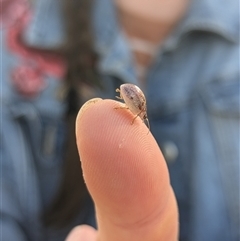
(93, 0), (239, 240)
(1, 0), (95, 240)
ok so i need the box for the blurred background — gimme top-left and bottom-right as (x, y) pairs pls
(1, 0), (239, 240)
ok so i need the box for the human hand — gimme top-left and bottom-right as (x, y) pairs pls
(66, 98), (178, 241)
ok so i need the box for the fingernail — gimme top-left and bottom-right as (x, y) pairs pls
(77, 98), (102, 120)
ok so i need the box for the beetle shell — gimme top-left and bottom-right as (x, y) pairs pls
(116, 83), (150, 131)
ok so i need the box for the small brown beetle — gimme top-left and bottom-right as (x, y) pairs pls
(115, 83), (150, 132)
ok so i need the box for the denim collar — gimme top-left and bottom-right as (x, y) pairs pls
(23, 0), (238, 80)
(24, 0), (239, 49)
(94, 0), (239, 81)
(95, 0), (239, 51)
(178, 0), (239, 43)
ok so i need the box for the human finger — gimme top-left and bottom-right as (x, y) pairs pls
(76, 98), (178, 241)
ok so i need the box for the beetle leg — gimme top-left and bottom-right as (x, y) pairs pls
(131, 112), (150, 134)
(131, 110), (143, 124)
(114, 105), (129, 110)
(115, 88), (123, 100)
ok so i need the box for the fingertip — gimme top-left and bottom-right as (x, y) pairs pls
(76, 98), (152, 148)
(76, 98), (169, 216)
(76, 98), (103, 124)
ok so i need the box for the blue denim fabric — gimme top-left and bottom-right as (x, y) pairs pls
(1, 0), (95, 240)
(93, 0), (240, 240)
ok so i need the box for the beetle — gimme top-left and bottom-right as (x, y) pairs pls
(115, 83), (150, 133)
